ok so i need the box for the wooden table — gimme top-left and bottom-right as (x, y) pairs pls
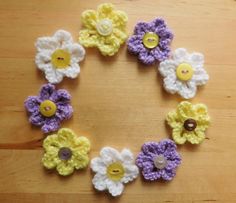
(0, 0), (236, 202)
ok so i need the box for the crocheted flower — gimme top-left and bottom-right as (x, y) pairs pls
(35, 30), (85, 84)
(91, 147), (139, 197)
(158, 48), (209, 99)
(24, 84), (73, 133)
(166, 101), (210, 144)
(42, 128), (90, 176)
(127, 18), (173, 65)
(136, 139), (181, 181)
(79, 3), (128, 56)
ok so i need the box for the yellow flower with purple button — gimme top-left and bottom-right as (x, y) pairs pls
(42, 128), (90, 176)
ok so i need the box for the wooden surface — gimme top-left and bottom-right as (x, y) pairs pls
(0, 0), (236, 202)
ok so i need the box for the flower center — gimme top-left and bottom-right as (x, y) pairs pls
(96, 19), (113, 36)
(106, 162), (125, 181)
(39, 100), (57, 117)
(184, 118), (197, 131)
(176, 63), (194, 81)
(154, 154), (167, 170)
(58, 147), (72, 160)
(51, 49), (71, 69)
(142, 32), (159, 49)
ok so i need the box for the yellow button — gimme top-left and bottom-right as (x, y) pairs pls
(39, 100), (57, 117)
(142, 32), (159, 49)
(51, 49), (71, 69)
(106, 162), (125, 181)
(176, 63), (194, 81)
(96, 19), (113, 36)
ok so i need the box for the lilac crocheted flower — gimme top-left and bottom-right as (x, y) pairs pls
(127, 18), (173, 65)
(136, 139), (181, 181)
(24, 84), (73, 133)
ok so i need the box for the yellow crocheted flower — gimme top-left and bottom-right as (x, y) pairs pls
(166, 101), (210, 144)
(42, 128), (90, 176)
(79, 3), (128, 56)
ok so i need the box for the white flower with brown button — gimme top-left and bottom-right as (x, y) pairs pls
(158, 48), (209, 99)
(35, 30), (85, 84)
(91, 147), (139, 197)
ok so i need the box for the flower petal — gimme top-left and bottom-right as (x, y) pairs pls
(44, 67), (64, 84)
(35, 37), (59, 52)
(92, 173), (107, 191)
(55, 90), (71, 104)
(190, 52), (204, 65)
(56, 63), (80, 79)
(176, 101), (196, 121)
(41, 117), (60, 133)
(91, 157), (107, 174)
(172, 127), (186, 144)
(55, 104), (73, 121)
(134, 22), (150, 35)
(57, 128), (76, 145)
(73, 136), (91, 154)
(122, 164), (139, 183)
(42, 147), (60, 169)
(120, 149), (134, 165)
(159, 59), (177, 77)
(53, 30), (73, 46)
(29, 112), (45, 126)
(56, 160), (74, 176)
(79, 29), (99, 47)
(161, 169), (176, 181)
(39, 83), (56, 100)
(106, 179), (124, 197)
(173, 48), (188, 61)
(35, 51), (53, 71)
(72, 153), (89, 169)
(178, 80), (197, 99)
(185, 130), (205, 144)
(64, 43), (85, 63)
(138, 50), (156, 65)
(110, 10), (128, 28)
(166, 110), (182, 129)
(81, 10), (97, 29)
(142, 169), (161, 181)
(192, 68), (209, 85)
(100, 147), (122, 165)
(97, 3), (114, 19)
(24, 96), (41, 113)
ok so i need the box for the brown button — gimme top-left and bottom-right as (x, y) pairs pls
(58, 147), (72, 160)
(184, 119), (197, 131)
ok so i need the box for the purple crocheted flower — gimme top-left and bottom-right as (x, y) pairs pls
(24, 84), (73, 133)
(127, 18), (173, 65)
(136, 139), (181, 181)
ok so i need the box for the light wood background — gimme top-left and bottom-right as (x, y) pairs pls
(0, 0), (236, 202)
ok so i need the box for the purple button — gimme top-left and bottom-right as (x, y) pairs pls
(58, 147), (72, 160)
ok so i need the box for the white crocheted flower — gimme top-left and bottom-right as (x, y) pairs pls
(35, 30), (85, 84)
(91, 147), (139, 197)
(158, 48), (209, 99)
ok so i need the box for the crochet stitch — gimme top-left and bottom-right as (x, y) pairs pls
(91, 147), (139, 197)
(136, 139), (181, 181)
(158, 48), (209, 99)
(24, 84), (73, 133)
(79, 3), (128, 56)
(127, 18), (173, 65)
(42, 128), (90, 176)
(35, 30), (85, 84)
(166, 101), (210, 144)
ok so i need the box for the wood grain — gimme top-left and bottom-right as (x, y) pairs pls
(0, 0), (236, 202)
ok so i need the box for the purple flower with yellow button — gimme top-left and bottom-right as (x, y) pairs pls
(127, 18), (173, 65)
(24, 84), (73, 133)
(136, 139), (181, 181)
(158, 48), (209, 99)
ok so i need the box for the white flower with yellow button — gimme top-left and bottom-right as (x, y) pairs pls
(158, 48), (209, 99)
(91, 147), (139, 197)
(35, 30), (85, 84)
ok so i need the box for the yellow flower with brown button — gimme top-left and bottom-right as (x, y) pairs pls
(166, 101), (210, 144)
